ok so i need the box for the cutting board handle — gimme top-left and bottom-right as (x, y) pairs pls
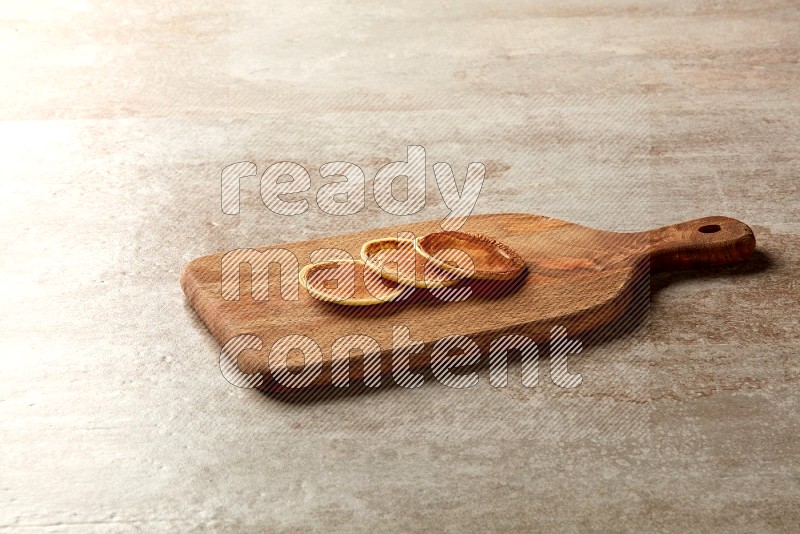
(642, 216), (756, 271)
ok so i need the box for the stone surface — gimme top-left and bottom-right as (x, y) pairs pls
(0, 0), (798, 531)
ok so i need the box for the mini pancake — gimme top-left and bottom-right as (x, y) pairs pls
(415, 231), (526, 281)
(299, 259), (405, 306)
(360, 237), (465, 288)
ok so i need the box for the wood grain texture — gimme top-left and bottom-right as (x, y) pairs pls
(181, 213), (754, 389)
(3, 0), (798, 530)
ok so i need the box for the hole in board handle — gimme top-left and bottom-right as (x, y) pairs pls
(698, 224), (721, 234)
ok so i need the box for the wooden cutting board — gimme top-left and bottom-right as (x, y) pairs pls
(181, 213), (755, 391)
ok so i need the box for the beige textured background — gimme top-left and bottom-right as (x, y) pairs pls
(1, 1), (798, 531)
